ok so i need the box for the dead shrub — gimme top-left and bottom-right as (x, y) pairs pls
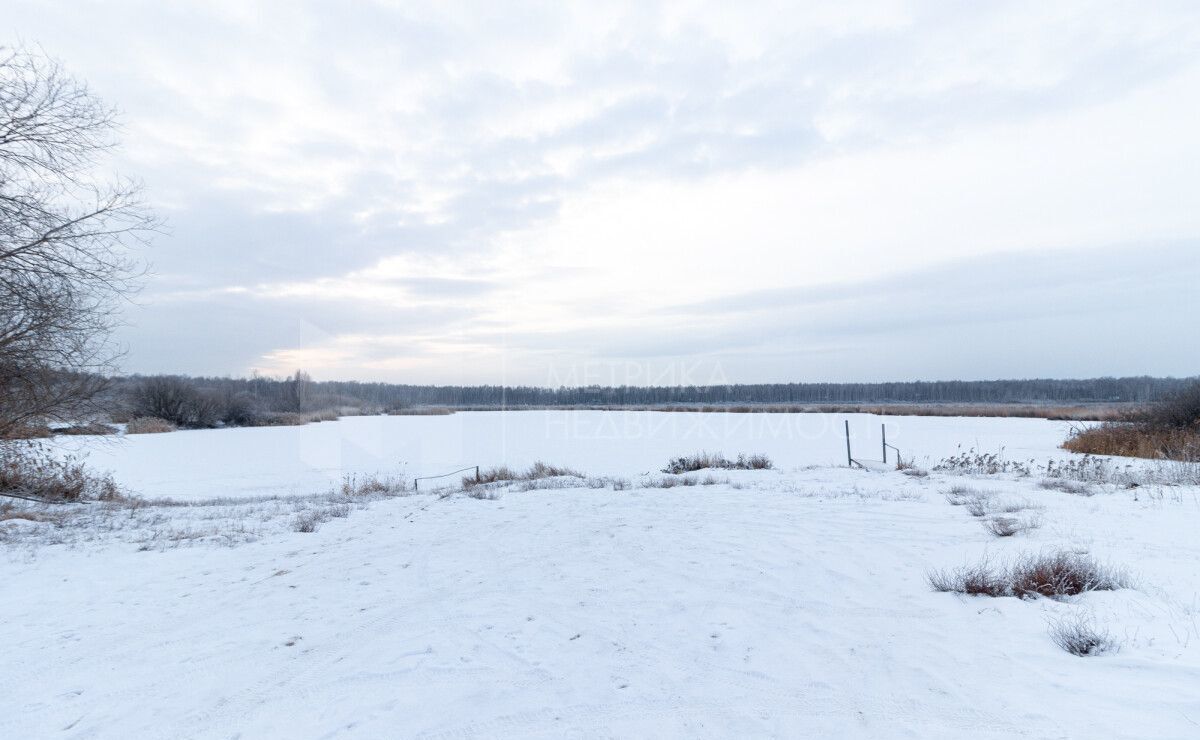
(464, 465), (516, 488)
(1, 443), (123, 502)
(256, 412), (308, 427)
(125, 417), (177, 434)
(983, 515), (1040, 537)
(462, 461), (583, 489)
(1038, 478), (1095, 496)
(965, 498), (990, 517)
(928, 551), (1128, 598)
(928, 559), (1009, 597)
(466, 488), (500, 500)
(1009, 551), (1129, 598)
(643, 474), (729, 489)
(527, 461), (584, 479)
(340, 474), (408, 497)
(1063, 423), (1200, 462)
(292, 510), (328, 533)
(944, 485), (983, 505)
(1048, 614), (1119, 656)
(55, 422), (118, 436)
(933, 449), (1032, 476)
(0, 423), (53, 440)
(661, 452), (772, 474)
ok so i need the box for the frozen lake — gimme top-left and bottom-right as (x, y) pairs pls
(52, 410), (1084, 500)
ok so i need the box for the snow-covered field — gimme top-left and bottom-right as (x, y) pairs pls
(5, 413), (1200, 739)
(49, 410), (1082, 500)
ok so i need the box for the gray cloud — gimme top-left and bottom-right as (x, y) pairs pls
(8, 1), (1200, 380)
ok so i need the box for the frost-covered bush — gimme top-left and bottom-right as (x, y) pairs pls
(928, 551), (1128, 598)
(1048, 614), (1119, 656)
(661, 452), (772, 474)
(933, 448), (1031, 476)
(125, 417), (177, 434)
(0, 442), (122, 502)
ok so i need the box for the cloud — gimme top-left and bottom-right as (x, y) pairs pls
(7, 1), (1200, 381)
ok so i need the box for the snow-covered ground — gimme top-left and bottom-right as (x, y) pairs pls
(6, 415), (1200, 738)
(46, 410), (1083, 500)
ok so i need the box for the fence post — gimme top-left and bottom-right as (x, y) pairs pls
(845, 420), (852, 467)
(882, 424), (887, 465)
(475, 465), (480, 483)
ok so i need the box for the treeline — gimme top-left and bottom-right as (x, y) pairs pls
(108, 374), (1195, 426)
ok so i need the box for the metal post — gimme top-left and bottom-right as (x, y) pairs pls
(475, 465), (480, 483)
(882, 424), (887, 465)
(845, 420), (852, 467)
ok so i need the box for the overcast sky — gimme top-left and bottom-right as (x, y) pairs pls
(10, 1), (1200, 385)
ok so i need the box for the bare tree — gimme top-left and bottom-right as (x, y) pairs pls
(0, 46), (155, 436)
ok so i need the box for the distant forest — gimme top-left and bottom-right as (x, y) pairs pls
(112, 374), (1196, 414)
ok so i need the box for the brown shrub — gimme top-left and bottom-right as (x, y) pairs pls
(339, 474), (408, 497)
(56, 422), (118, 436)
(462, 461), (583, 489)
(928, 559), (1008, 597)
(928, 551), (1127, 598)
(125, 417), (177, 434)
(1063, 423), (1200, 461)
(0, 423), (53, 440)
(0, 444), (123, 502)
(662, 452), (772, 474)
(1008, 552), (1128, 598)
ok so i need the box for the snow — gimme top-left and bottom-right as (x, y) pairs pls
(6, 414), (1200, 738)
(46, 410), (1083, 500)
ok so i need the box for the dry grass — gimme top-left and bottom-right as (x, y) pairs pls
(0, 423), (53, 440)
(1048, 614), (1119, 656)
(934, 449), (1032, 476)
(928, 558), (1010, 596)
(641, 403), (1130, 420)
(340, 473), (408, 497)
(661, 452), (772, 474)
(55, 422), (119, 436)
(983, 515), (1041, 537)
(462, 461), (585, 489)
(929, 551), (1128, 598)
(1038, 478), (1095, 496)
(1009, 552), (1129, 598)
(1063, 423), (1200, 461)
(125, 417), (177, 434)
(1, 444), (124, 502)
(642, 474), (731, 488)
(388, 407), (455, 416)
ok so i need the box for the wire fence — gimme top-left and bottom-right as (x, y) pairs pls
(413, 465), (479, 491)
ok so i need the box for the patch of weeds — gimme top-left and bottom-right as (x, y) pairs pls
(983, 515), (1041, 537)
(1, 442), (125, 502)
(292, 511), (325, 533)
(661, 452), (772, 474)
(340, 473), (409, 498)
(928, 557), (1009, 596)
(1009, 551), (1129, 598)
(463, 461), (584, 490)
(1038, 478), (1096, 496)
(934, 448), (1032, 476)
(1048, 614), (1119, 656)
(928, 550), (1129, 599)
